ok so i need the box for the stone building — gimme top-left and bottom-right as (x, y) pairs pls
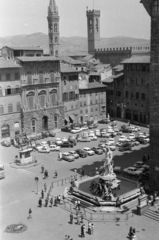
(47, 0), (60, 57)
(0, 58), (21, 139)
(79, 81), (107, 123)
(121, 54), (150, 124)
(16, 56), (64, 135)
(141, 0), (159, 191)
(61, 64), (79, 124)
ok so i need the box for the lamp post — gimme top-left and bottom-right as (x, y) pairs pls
(34, 176), (39, 194)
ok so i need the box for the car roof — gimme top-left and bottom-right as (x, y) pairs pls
(63, 152), (69, 155)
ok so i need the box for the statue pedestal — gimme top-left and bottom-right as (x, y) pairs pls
(100, 173), (116, 182)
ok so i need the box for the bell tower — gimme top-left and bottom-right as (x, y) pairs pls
(47, 0), (60, 57)
(86, 9), (101, 55)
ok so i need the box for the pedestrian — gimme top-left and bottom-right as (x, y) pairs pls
(80, 212), (83, 224)
(70, 212), (73, 224)
(91, 223), (94, 235)
(41, 165), (44, 173)
(81, 224), (84, 238)
(83, 224), (86, 237)
(50, 197), (53, 207)
(75, 199), (78, 209)
(54, 170), (58, 178)
(88, 221), (91, 234)
(64, 235), (68, 240)
(44, 183), (47, 192)
(41, 189), (44, 199)
(128, 227), (133, 238)
(58, 195), (61, 204)
(28, 208), (32, 219)
(38, 198), (42, 207)
(76, 212), (80, 225)
(82, 168), (85, 177)
(45, 198), (48, 207)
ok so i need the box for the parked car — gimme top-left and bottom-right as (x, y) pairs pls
(123, 167), (143, 177)
(94, 129), (101, 137)
(113, 126), (119, 132)
(62, 137), (68, 142)
(119, 142), (132, 152)
(34, 143), (43, 151)
(89, 133), (97, 141)
(49, 131), (56, 137)
(71, 127), (82, 134)
(61, 141), (74, 148)
(41, 131), (50, 138)
(41, 141), (49, 147)
(121, 126), (132, 133)
(61, 126), (71, 132)
(129, 133), (136, 140)
(83, 147), (95, 156)
(1, 140), (11, 147)
(76, 134), (83, 142)
(78, 137), (91, 142)
(118, 135), (128, 142)
(68, 138), (77, 146)
(135, 136), (148, 144)
(62, 152), (75, 162)
(81, 125), (89, 131)
(98, 118), (110, 124)
(114, 166), (121, 173)
(38, 146), (50, 153)
(109, 144), (116, 151)
(106, 138), (115, 146)
(69, 150), (79, 159)
(75, 149), (88, 158)
(55, 138), (63, 146)
(49, 144), (60, 151)
(91, 147), (103, 155)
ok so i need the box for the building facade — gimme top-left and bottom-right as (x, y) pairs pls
(0, 59), (21, 139)
(61, 64), (79, 124)
(141, 0), (159, 191)
(79, 81), (107, 123)
(16, 56), (64, 135)
(47, 0), (60, 57)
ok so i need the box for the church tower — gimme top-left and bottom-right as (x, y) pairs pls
(47, 0), (60, 57)
(86, 9), (100, 55)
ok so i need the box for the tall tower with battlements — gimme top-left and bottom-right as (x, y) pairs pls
(86, 9), (101, 55)
(47, 0), (60, 57)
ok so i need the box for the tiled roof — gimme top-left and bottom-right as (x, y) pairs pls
(94, 63), (110, 70)
(4, 46), (43, 51)
(82, 54), (94, 61)
(102, 76), (113, 83)
(16, 56), (59, 62)
(60, 64), (79, 73)
(0, 58), (21, 69)
(113, 64), (124, 71)
(60, 56), (85, 65)
(112, 73), (124, 79)
(121, 54), (150, 64)
(89, 72), (101, 76)
(88, 82), (107, 89)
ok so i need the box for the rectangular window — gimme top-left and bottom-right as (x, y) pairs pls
(91, 108), (93, 112)
(0, 74), (1, 81)
(71, 105), (73, 110)
(27, 73), (32, 85)
(75, 94), (79, 100)
(39, 72), (44, 84)
(80, 102), (82, 107)
(90, 100), (92, 105)
(154, 0), (159, 13)
(15, 72), (20, 80)
(39, 95), (46, 108)
(142, 65), (146, 72)
(84, 101), (86, 106)
(96, 99), (98, 104)
(6, 73), (10, 81)
(28, 96), (34, 110)
(33, 79), (38, 84)
(86, 109), (88, 113)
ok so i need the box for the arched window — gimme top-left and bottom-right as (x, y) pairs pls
(7, 86), (11, 95)
(8, 104), (13, 113)
(0, 87), (3, 96)
(27, 72), (32, 85)
(0, 105), (4, 115)
(141, 93), (146, 100)
(27, 91), (35, 110)
(17, 102), (21, 112)
(136, 92), (140, 99)
(54, 115), (58, 129)
(50, 71), (55, 82)
(89, 19), (93, 33)
(14, 122), (20, 136)
(39, 90), (46, 108)
(50, 90), (57, 106)
(1, 124), (10, 138)
(39, 71), (44, 84)
(32, 119), (36, 133)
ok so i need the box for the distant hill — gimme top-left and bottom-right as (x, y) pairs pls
(0, 32), (150, 55)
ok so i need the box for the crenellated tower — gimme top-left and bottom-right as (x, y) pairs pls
(86, 9), (101, 55)
(47, 0), (60, 57)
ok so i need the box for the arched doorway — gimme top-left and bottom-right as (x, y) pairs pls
(133, 111), (138, 122)
(125, 109), (131, 120)
(116, 107), (121, 118)
(54, 115), (58, 129)
(42, 116), (48, 131)
(1, 124), (10, 138)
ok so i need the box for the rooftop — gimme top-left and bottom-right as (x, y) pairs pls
(113, 64), (124, 72)
(102, 76), (113, 83)
(60, 56), (85, 65)
(112, 73), (124, 79)
(88, 82), (107, 89)
(121, 54), (150, 64)
(94, 63), (110, 70)
(16, 56), (59, 62)
(3, 46), (43, 51)
(0, 58), (21, 69)
(60, 64), (79, 73)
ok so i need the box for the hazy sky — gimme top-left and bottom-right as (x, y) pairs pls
(0, 0), (150, 39)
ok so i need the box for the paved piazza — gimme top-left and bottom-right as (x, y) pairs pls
(0, 121), (159, 240)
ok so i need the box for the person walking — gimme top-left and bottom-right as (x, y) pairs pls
(38, 198), (42, 207)
(75, 199), (78, 209)
(41, 165), (44, 173)
(91, 223), (94, 235)
(45, 198), (48, 207)
(81, 224), (84, 238)
(50, 197), (53, 207)
(70, 212), (73, 224)
(88, 222), (91, 234)
(76, 212), (80, 225)
(28, 208), (32, 219)
(58, 195), (61, 204)
(44, 183), (47, 192)
(41, 189), (44, 199)
(80, 212), (84, 224)
(82, 168), (85, 177)
(83, 224), (86, 237)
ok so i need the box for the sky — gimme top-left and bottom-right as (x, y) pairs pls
(0, 0), (150, 39)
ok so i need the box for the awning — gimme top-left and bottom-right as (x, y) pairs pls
(69, 115), (75, 121)
(65, 116), (69, 122)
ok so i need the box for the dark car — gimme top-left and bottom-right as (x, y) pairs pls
(1, 140), (11, 147)
(98, 119), (110, 124)
(75, 149), (88, 158)
(61, 127), (71, 132)
(49, 131), (56, 137)
(121, 128), (132, 133)
(41, 131), (49, 138)
(91, 147), (103, 155)
(140, 172), (149, 180)
(135, 137), (148, 144)
(68, 138), (77, 146)
(60, 141), (74, 148)
(119, 142), (132, 152)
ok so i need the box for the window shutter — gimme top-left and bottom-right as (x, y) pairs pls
(0, 105), (4, 115)
(50, 72), (55, 82)
(39, 72), (44, 84)
(40, 95), (45, 108)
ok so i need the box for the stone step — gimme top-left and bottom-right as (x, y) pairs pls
(143, 209), (159, 222)
(66, 196), (95, 212)
(122, 198), (138, 210)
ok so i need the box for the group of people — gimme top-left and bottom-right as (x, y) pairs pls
(128, 227), (137, 240)
(41, 165), (58, 179)
(81, 222), (94, 237)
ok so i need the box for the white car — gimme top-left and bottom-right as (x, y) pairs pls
(41, 141), (49, 147)
(114, 127), (119, 132)
(107, 128), (114, 134)
(83, 147), (95, 156)
(71, 127), (82, 133)
(106, 138), (115, 146)
(55, 138), (63, 146)
(69, 150), (79, 159)
(123, 167), (143, 177)
(83, 131), (89, 137)
(62, 152), (75, 162)
(118, 135), (128, 142)
(89, 133), (97, 141)
(95, 130), (101, 137)
(109, 144), (116, 151)
(129, 133), (135, 140)
(49, 144), (60, 151)
(38, 146), (50, 153)
(79, 137), (91, 142)
(62, 137), (68, 142)
(81, 126), (89, 131)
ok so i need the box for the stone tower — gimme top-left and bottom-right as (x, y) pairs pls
(47, 0), (60, 57)
(141, 0), (159, 191)
(86, 9), (101, 55)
